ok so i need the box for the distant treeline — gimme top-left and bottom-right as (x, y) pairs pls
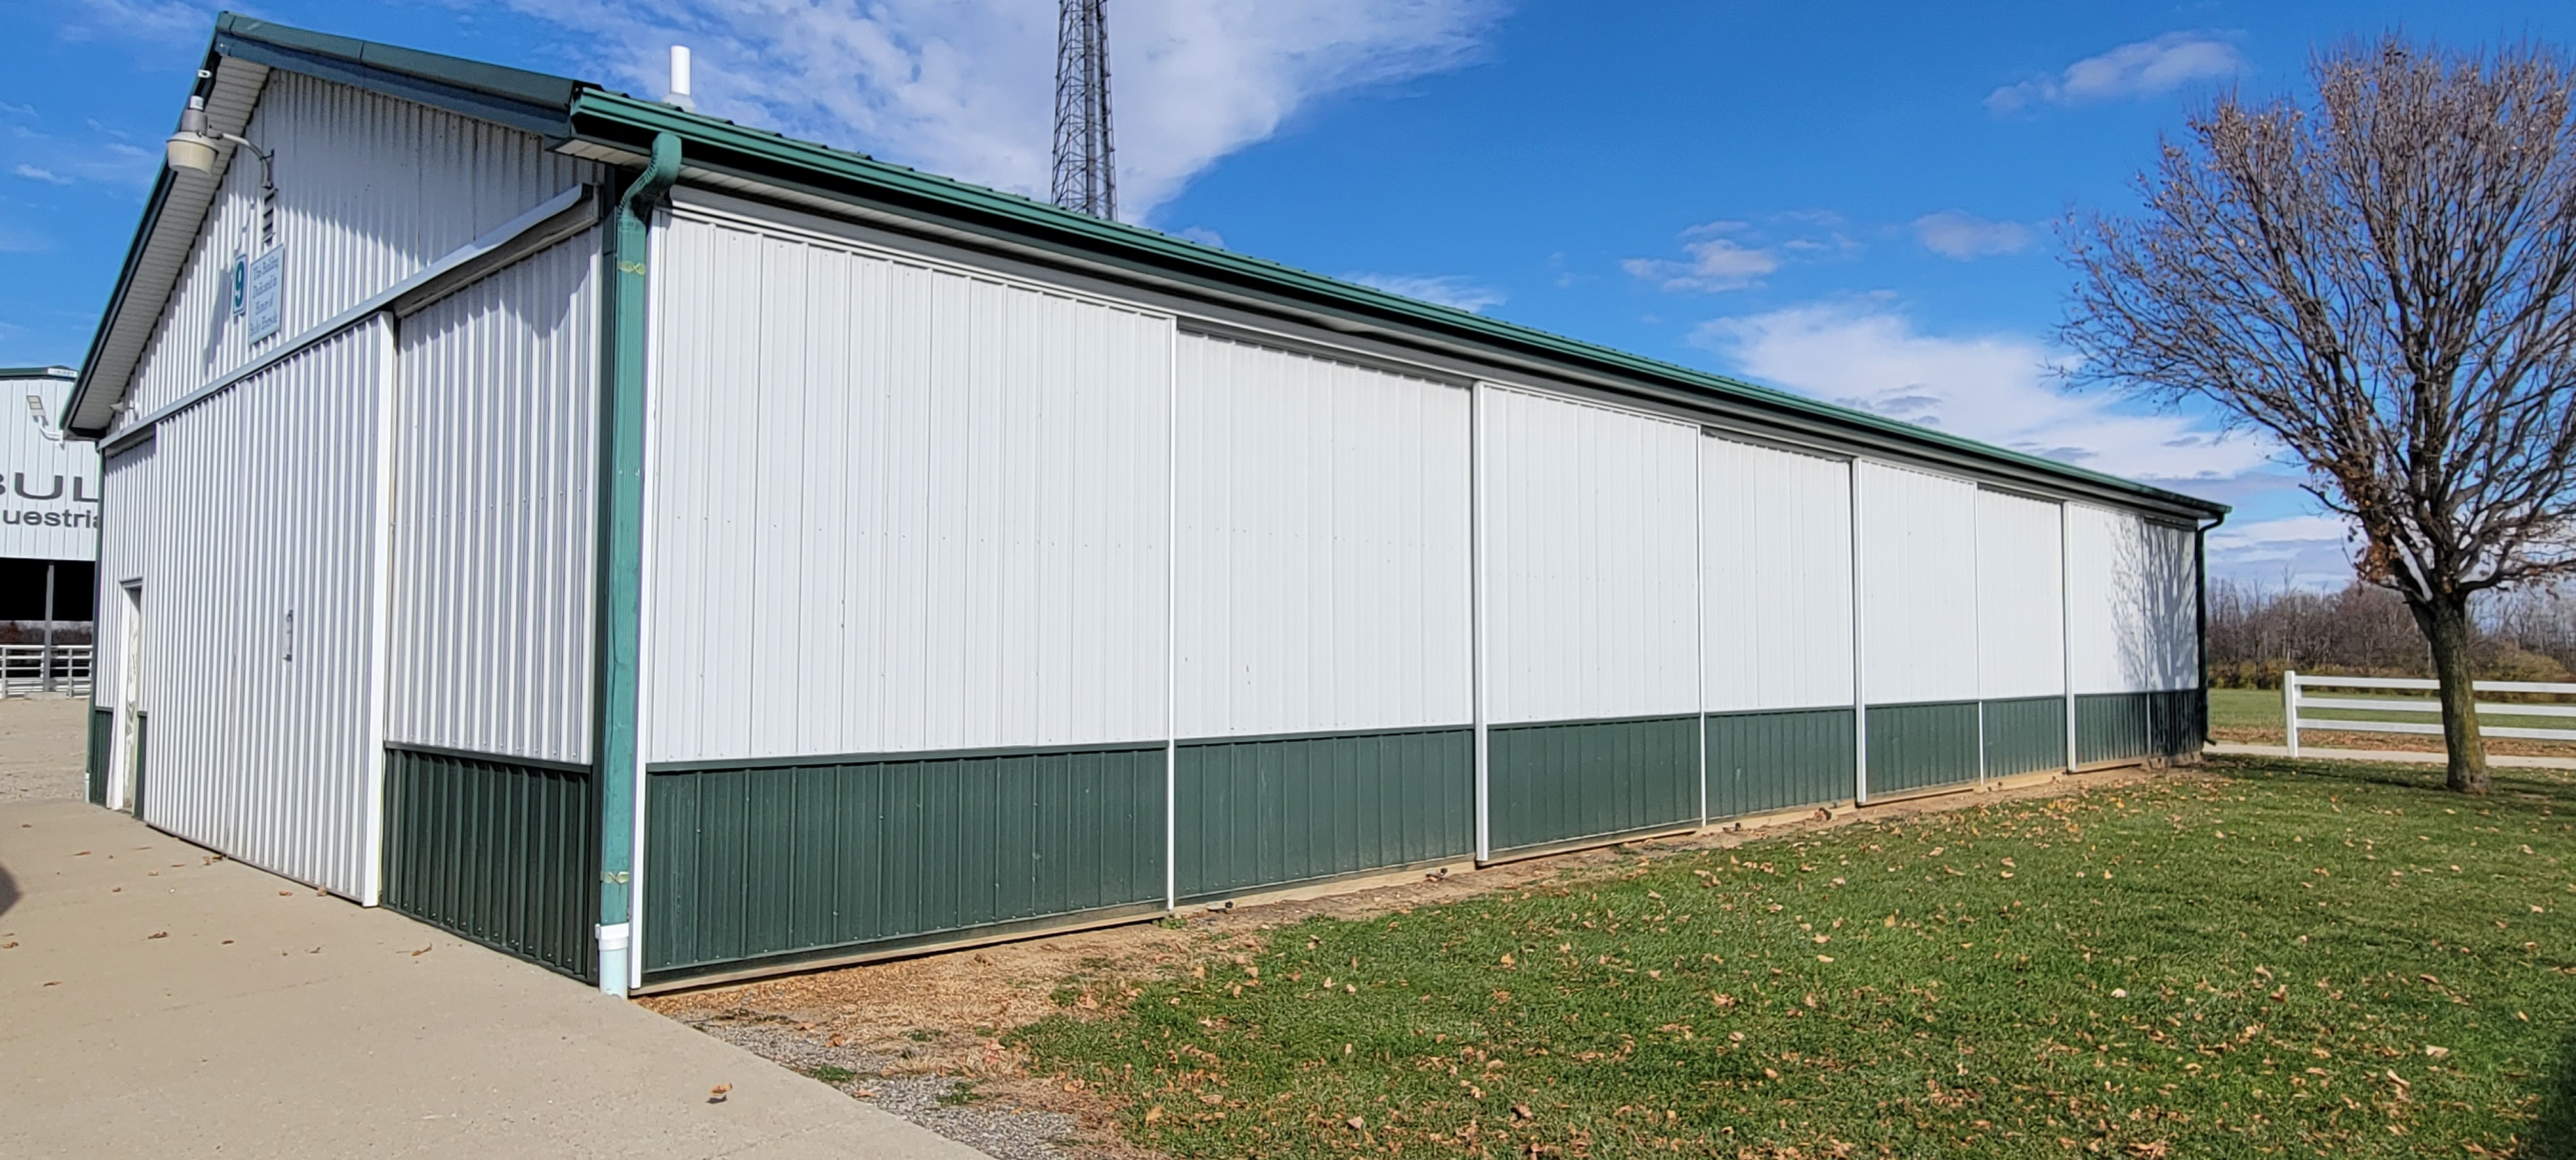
(2207, 579), (2576, 688)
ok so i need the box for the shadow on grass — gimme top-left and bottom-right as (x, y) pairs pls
(2206, 752), (2576, 809)
(2536, 1028), (2576, 1159)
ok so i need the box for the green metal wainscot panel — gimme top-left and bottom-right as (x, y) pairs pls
(644, 744), (1166, 979)
(1866, 701), (1980, 797)
(87, 708), (112, 806)
(2076, 693), (2154, 765)
(1487, 715), (1699, 855)
(2152, 690), (2205, 758)
(381, 747), (599, 981)
(1705, 708), (1853, 820)
(1176, 728), (1473, 901)
(1981, 697), (2069, 778)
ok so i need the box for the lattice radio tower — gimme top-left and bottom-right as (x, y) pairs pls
(1050, 0), (1116, 220)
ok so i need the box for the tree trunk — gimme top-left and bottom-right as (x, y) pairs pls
(2409, 594), (2491, 794)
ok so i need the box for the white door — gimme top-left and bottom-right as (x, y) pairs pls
(114, 583), (143, 817)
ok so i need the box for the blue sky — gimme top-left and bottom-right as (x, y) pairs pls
(12, 1), (2573, 587)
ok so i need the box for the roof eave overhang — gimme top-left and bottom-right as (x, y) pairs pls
(568, 91), (2225, 522)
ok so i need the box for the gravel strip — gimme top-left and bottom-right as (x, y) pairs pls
(678, 1013), (1078, 1160)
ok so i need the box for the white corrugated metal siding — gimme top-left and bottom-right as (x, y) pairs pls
(645, 208), (1173, 763)
(91, 443), (157, 715)
(125, 321), (387, 896)
(1173, 334), (1472, 738)
(1974, 488), (2066, 699)
(2067, 505), (2201, 693)
(1701, 436), (1853, 712)
(125, 71), (600, 418)
(389, 234), (598, 765)
(1857, 461), (1980, 706)
(1480, 385), (1699, 725)
(0, 374), (102, 561)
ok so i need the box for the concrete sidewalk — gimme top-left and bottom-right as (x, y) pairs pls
(2207, 741), (2576, 770)
(0, 797), (992, 1159)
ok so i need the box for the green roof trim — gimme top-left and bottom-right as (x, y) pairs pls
(211, 12), (583, 140)
(565, 89), (2221, 519)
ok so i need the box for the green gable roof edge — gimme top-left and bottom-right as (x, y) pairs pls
(567, 89), (2223, 520)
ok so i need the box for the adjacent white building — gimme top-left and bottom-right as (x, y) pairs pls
(68, 14), (2222, 995)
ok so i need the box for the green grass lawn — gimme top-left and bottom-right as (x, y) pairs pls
(1015, 756), (2576, 1158)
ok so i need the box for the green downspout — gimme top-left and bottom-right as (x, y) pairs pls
(596, 132), (679, 996)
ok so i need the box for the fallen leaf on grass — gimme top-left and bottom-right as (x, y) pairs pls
(1144, 1105), (1165, 1123)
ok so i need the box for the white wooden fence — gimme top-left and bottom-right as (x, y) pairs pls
(0, 644), (91, 697)
(2283, 670), (2576, 756)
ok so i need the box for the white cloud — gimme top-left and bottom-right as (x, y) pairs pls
(1623, 216), (1853, 293)
(12, 164), (70, 185)
(1691, 299), (2271, 481)
(1912, 210), (2031, 260)
(504, 0), (1500, 220)
(2206, 514), (2360, 588)
(52, 0), (212, 45)
(1346, 272), (1505, 314)
(1173, 225), (1226, 249)
(1986, 33), (2244, 114)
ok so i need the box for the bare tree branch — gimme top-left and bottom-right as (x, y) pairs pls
(2061, 36), (2576, 793)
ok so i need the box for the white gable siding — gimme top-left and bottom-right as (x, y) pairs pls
(125, 71), (599, 419)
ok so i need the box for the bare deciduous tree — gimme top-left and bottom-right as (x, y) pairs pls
(2062, 37), (2576, 793)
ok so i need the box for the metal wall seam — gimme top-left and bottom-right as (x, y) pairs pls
(1471, 382), (1490, 863)
(2061, 503), (2078, 770)
(387, 233), (599, 765)
(1848, 457), (1867, 805)
(362, 313), (395, 906)
(1694, 423), (1707, 827)
(1165, 315), (1177, 914)
(127, 72), (601, 420)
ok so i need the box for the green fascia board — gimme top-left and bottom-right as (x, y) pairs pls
(212, 12), (583, 131)
(566, 88), (2226, 523)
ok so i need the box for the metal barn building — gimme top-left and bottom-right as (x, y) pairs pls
(0, 365), (101, 697)
(70, 15), (2223, 995)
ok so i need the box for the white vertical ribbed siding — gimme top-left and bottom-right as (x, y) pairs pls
(126, 72), (600, 418)
(1172, 334), (1472, 738)
(645, 211), (1172, 763)
(1701, 438), (1854, 712)
(1857, 461), (1981, 705)
(91, 443), (157, 712)
(1974, 489), (2066, 699)
(389, 234), (598, 764)
(2136, 518), (2201, 691)
(1480, 385), (1699, 725)
(134, 322), (385, 896)
(2067, 505), (2202, 693)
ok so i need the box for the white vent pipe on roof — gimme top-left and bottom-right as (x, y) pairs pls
(664, 45), (696, 111)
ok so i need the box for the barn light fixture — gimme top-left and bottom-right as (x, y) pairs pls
(166, 95), (279, 244)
